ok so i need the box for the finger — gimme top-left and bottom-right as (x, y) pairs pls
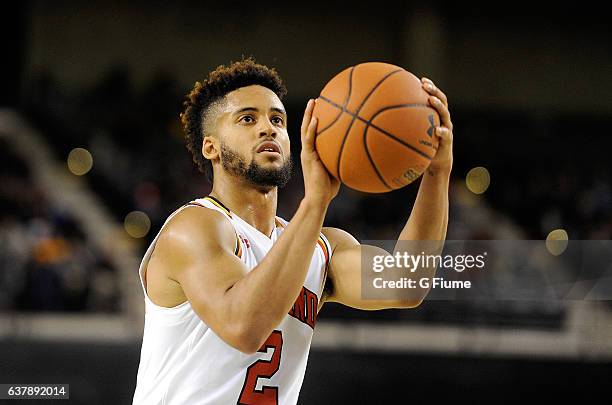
(302, 116), (318, 153)
(301, 99), (315, 137)
(434, 126), (453, 144)
(429, 96), (453, 131)
(421, 78), (448, 106)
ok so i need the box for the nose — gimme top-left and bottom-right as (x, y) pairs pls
(258, 118), (277, 138)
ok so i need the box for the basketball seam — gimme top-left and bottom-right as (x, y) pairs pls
(320, 97), (436, 160)
(366, 104), (437, 159)
(363, 125), (393, 190)
(316, 66), (355, 137)
(336, 67), (404, 185)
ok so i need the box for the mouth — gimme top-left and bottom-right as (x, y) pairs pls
(256, 141), (282, 156)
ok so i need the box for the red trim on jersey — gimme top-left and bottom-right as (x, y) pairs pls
(203, 196), (232, 218)
(317, 236), (331, 291)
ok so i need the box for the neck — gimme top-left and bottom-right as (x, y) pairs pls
(209, 173), (278, 237)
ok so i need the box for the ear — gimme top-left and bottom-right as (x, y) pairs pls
(202, 135), (219, 161)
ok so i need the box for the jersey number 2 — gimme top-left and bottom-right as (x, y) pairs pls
(238, 330), (283, 405)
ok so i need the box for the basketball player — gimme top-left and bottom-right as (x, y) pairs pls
(132, 59), (453, 405)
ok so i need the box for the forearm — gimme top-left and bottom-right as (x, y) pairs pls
(398, 166), (450, 243)
(392, 167), (450, 304)
(226, 197), (327, 343)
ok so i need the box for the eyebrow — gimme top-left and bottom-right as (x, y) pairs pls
(233, 107), (287, 116)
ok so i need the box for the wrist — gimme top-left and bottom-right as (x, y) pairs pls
(301, 195), (330, 213)
(426, 162), (452, 179)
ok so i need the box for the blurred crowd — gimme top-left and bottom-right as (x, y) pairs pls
(2, 66), (608, 323)
(0, 138), (119, 312)
(456, 109), (612, 240)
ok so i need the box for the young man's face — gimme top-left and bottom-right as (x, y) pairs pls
(210, 85), (292, 188)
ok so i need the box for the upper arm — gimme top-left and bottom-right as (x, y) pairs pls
(152, 207), (251, 349)
(322, 227), (423, 310)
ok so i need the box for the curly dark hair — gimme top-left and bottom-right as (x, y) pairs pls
(180, 58), (287, 183)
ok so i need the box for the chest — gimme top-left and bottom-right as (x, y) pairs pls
(235, 224), (327, 301)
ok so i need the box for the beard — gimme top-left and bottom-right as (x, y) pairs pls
(220, 143), (292, 188)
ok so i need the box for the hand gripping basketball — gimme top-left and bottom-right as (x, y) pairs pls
(300, 99), (340, 204)
(421, 77), (453, 173)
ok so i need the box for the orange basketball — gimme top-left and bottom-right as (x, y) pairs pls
(313, 62), (440, 193)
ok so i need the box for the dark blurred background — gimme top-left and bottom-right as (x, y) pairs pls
(1, 1), (611, 403)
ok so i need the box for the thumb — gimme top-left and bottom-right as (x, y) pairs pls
(435, 126), (452, 147)
(302, 116), (318, 154)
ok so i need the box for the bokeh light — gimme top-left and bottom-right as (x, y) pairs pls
(466, 166), (491, 194)
(67, 147), (93, 175)
(546, 228), (569, 256)
(124, 211), (151, 238)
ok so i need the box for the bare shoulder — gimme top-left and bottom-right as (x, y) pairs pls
(321, 227), (359, 251)
(158, 205), (236, 252)
(145, 206), (236, 307)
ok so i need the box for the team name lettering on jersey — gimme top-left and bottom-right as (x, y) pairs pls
(288, 286), (318, 329)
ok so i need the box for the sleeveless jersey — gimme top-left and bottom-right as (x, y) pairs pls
(132, 196), (331, 405)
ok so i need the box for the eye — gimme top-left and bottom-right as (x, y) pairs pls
(271, 116), (285, 126)
(239, 115), (255, 124)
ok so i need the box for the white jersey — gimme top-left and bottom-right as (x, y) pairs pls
(132, 196), (331, 405)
